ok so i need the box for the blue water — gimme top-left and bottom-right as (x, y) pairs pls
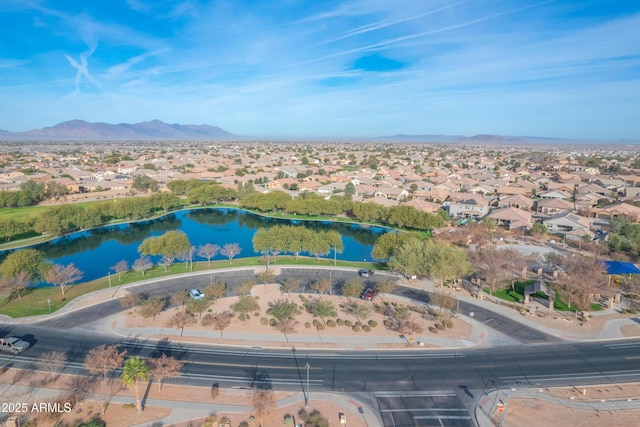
(1, 208), (389, 282)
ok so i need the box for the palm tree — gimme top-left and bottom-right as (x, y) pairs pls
(121, 357), (151, 413)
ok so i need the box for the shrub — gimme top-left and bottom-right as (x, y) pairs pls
(352, 325), (361, 332)
(312, 319), (320, 327)
(269, 318), (277, 326)
(355, 321), (362, 328)
(383, 319), (393, 328)
(446, 320), (454, 329)
(203, 415), (217, 427)
(436, 323), (445, 331)
(345, 320), (353, 327)
(305, 322), (311, 329)
(316, 323), (325, 331)
(260, 317), (269, 325)
(254, 311), (260, 317)
(239, 422), (249, 427)
(629, 308), (638, 314)
(429, 326), (439, 334)
(210, 384), (219, 399)
(327, 320), (336, 327)
(368, 320), (378, 328)
(122, 403), (135, 410)
(362, 325), (371, 332)
(336, 319), (344, 326)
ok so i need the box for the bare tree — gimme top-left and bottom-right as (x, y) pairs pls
(84, 343), (128, 413)
(255, 270), (276, 286)
(556, 254), (606, 309)
(204, 280), (227, 301)
(280, 277), (300, 296)
(207, 310), (234, 338)
(120, 293), (142, 310)
(197, 243), (221, 265)
(177, 245), (197, 271)
(132, 257), (153, 276)
(84, 344), (127, 380)
(237, 278), (256, 296)
(139, 297), (166, 321)
(252, 386), (276, 427)
(170, 289), (190, 309)
(44, 263), (84, 296)
(346, 300), (372, 322)
(166, 311), (195, 336)
(341, 278), (364, 299)
(0, 270), (30, 299)
(148, 354), (184, 391)
(112, 260), (129, 281)
(220, 243), (241, 264)
(38, 350), (67, 381)
(311, 277), (330, 295)
(375, 278), (397, 296)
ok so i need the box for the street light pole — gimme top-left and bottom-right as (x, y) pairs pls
(305, 362), (310, 407)
(329, 271), (332, 296)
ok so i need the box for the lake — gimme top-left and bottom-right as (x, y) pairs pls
(2, 208), (389, 282)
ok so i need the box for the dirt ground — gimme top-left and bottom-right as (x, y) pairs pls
(123, 283), (474, 349)
(0, 368), (366, 427)
(497, 383), (640, 427)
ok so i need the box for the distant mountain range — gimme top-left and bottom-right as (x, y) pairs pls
(0, 119), (237, 141)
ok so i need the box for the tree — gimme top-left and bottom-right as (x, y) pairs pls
(0, 248), (50, 283)
(531, 222), (548, 237)
(112, 260), (129, 281)
(132, 257), (153, 276)
(556, 254), (606, 309)
(325, 230), (343, 266)
(251, 386), (276, 427)
(267, 299), (300, 321)
(166, 311), (195, 336)
(204, 280), (227, 301)
(84, 344), (127, 380)
(341, 278), (364, 299)
(311, 277), (330, 295)
(139, 297), (166, 321)
(149, 354), (184, 391)
(346, 300), (372, 322)
(237, 278), (256, 296)
(231, 295), (260, 322)
(186, 297), (210, 320)
(255, 270), (276, 286)
(138, 230), (191, 272)
(84, 343), (127, 414)
(120, 293), (142, 310)
(280, 278), (300, 296)
(221, 243), (242, 264)
(197, 243), (220, 265)
(0, 217), (30, 242)
(121, 357), (151, 413)
(344, 182), (356, 200)
(44, 263), (84, 296)
(132, 175), (158, 193)
(205, 310), (234, 338)
(375, 278), (397, 296)
(0, 270), (30, 300)
(308, 298), (337, 325)
(170, 290), (190, 308)
(38, 350), (67, 380)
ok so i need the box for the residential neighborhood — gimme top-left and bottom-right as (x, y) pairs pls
(2, 140), (640, 244)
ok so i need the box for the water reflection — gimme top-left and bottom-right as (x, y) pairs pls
(1, 208), (388, 282)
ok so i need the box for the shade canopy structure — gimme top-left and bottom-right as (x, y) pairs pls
(604, 261), (640, 276)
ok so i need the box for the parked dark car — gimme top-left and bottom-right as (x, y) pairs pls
(358, 269), (374, 278)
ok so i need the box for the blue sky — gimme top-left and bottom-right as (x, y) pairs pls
(1, 0), (639, 139)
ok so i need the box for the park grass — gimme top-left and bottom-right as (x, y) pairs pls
(487, 280), (604, 312)
(0, 256), (377, 318)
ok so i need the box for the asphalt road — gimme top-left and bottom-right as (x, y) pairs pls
(32, 267), (555, 344)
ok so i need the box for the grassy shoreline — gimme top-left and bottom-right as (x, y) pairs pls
(0, 257), (377, 318)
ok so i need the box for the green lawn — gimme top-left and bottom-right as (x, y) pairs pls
(487, 280), (602, 312)
(0, 257), (378, 318)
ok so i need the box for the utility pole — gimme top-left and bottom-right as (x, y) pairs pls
(305, 362), (310, 407)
